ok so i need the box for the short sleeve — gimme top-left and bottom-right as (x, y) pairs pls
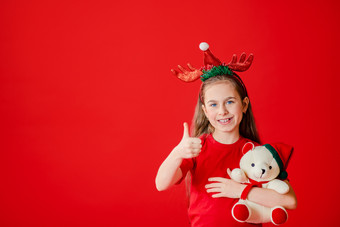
(175, 158), (194, 184)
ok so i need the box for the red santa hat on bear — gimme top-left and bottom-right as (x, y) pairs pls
(264, 143), (294, 180)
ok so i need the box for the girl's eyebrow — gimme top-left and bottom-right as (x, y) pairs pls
(206, 97), (236, 103)
(207, 96), (236, 103)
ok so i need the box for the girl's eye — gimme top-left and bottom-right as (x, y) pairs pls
(226, 100), (234, 104)
(210, 103), (217, 107)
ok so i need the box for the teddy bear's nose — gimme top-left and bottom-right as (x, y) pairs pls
(262, 169), (265, 174)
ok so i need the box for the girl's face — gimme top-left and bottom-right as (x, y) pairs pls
(202, 81), (249, 139)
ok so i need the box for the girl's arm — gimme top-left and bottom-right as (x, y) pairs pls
(155, 148), (184, 191)
(247, 180), (297, 209)
(205, 178), (297, 210)
(155, 123), (202, 191)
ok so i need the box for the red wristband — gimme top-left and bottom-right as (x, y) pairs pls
(240, 185), (253, 200)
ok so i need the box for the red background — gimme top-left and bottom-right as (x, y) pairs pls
(1, 0), (340, 226)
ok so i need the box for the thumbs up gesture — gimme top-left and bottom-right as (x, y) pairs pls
(174, 122), (202, 159)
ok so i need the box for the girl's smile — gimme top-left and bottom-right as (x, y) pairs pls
(217, 117), (233, 125)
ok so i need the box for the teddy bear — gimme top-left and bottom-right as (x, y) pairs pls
(229, 142), (293, 225)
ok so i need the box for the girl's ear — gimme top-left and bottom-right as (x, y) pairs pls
(242, 97), (249, 113)
(202, 104), (207, 116)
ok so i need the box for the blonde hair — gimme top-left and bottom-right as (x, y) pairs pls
(192, 75), (260, 143)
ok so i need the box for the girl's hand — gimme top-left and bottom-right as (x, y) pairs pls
(205, 177), (246, 199)
(173, 122), (202, 159)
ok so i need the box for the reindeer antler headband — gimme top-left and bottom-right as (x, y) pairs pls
(171, 42), (254, 83)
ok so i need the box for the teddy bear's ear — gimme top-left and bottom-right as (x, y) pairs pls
(242, 142), (255, 154)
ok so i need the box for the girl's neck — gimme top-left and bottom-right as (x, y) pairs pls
(212, 130), (240, 144)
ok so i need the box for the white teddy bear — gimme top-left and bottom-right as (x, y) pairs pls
(229, 142), (293, 225)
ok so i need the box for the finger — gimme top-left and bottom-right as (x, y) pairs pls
(190, 138), (202, 144)
(239, 52), (246, 63)
(188, 150), (199, 157)
(186, 150), (200, 157)
(190, 143), (202, 150)
(190, 147), (201, 152)
(208, 177), (228, 183)
(184, 154), (195, 159)
(227, 168), (232, 178)
(178, 65), (188, 73)
(206, 188), (222, 193)
(205, 183), (222, 189)
(211, 193), (224, 198)
(182, 122), (190, 139)
(185, 154), (196, 159)
(190, 148), (201, 153)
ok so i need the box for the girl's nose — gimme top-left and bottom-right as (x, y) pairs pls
(218, 105), (228, 115)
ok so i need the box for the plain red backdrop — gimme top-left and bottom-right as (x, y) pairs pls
(1, 0), (340, 226)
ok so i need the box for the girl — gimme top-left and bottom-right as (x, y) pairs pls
(155, 43), (297, 226)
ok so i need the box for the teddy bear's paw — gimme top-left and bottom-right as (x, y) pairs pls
(271, 206), (288, 225)
(267, 179), (289, 194)
(230, 169), (247, 183)
(232, 203), (250, 222)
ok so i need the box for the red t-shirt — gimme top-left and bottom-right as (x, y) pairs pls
(179, 134), (261, 227)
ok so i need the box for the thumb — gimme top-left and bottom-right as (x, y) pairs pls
(182, 122), (190, 139)
(227, 168), (232, 178)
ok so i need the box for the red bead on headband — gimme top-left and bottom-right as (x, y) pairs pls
(171, 42), (254, 83)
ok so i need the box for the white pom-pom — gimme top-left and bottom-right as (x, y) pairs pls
(199, 42), (209, 51)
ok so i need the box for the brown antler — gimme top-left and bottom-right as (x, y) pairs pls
(171, 63), (203, 82)
(227, 53), (254, 72)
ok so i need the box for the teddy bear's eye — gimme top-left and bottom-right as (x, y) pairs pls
(269, 166), (272, 170)
(251, 163), (255, 167)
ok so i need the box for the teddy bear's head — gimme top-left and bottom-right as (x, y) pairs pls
(240, 142), (293, 182)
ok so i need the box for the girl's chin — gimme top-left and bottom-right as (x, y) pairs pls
(213, 127), (238, 135)
(214, 122), (234, 130)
